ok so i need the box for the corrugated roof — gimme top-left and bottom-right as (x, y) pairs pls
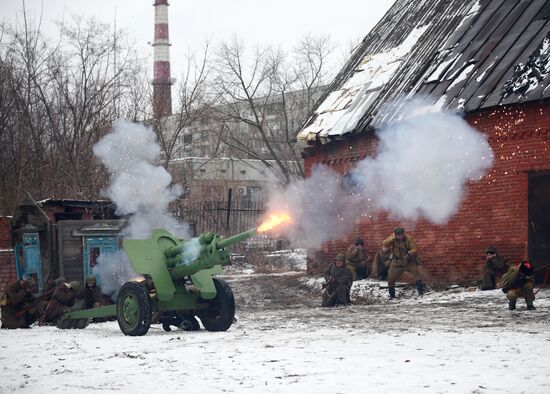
(297, 0), (550, 146)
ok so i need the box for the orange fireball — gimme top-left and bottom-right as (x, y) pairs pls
(257, 212), (292, 233)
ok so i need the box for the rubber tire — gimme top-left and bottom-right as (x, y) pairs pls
(197, 278), (235, 332)
(116, 282), (152, 336)
(178, 314), (200, 331)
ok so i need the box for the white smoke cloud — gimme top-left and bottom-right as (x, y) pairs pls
(92, 120), (188, 239)
(91, 120), (192, 298)
(351, 98), (494, 224)
(265, 97), (494, 249)
(92, 251), (139, 300)
(266, 166), (362, 249)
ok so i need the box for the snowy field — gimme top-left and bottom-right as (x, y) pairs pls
(1, 272), (550, 393)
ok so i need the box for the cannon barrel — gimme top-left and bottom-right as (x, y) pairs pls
(164, 232), (216, 259)
(217, 228), (257, 249)
(166, 228), (257, 279)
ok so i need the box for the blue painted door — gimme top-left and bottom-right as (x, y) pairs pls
(16, 233), (43, 292)
(83, 236), (118, 283)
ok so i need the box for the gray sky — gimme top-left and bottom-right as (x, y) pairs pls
(2, 0), (395, 81)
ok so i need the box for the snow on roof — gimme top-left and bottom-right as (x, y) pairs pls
(300, 26), (429, 142)
(297, 0), (550, 146)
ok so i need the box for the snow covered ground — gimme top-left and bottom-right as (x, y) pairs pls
(1, 272), (549, 393)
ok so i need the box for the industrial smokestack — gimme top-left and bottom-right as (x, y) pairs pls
(152, 0), (172, 118)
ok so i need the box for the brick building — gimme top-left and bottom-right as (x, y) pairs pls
(297, 0), (550, 285)
(0, 217), (17, 292)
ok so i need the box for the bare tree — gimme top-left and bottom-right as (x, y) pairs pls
(152, 42), (215, 169)
(0, 13), (149, 215)
(210, 35), (333, 186)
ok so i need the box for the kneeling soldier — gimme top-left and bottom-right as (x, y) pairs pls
(322, 254), (353, 307)
(1, 278), (37, 329)
(499, 260), (536, 311)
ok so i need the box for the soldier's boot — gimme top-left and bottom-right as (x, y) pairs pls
(508, 299), (516, 310)
(388, 287), (396, 299)
(415, 281), (424, 296)
(526, 304), (536, 311)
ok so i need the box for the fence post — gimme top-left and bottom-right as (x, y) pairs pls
(225, 188), (232, 233)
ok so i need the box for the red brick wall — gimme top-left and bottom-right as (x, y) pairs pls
(0, 217), (17, 292)
(305, 101), (550, 286)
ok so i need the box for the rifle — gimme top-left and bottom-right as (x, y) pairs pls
(322, 278), (337, 290)
(502, 262), (550, 293)
(15, 288), (55, 319)
(534, 263), (550, 274)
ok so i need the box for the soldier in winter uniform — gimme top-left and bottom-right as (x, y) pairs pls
(0, 278), (37, 329)
(481, 246), (508, 290)
(42, 280), (83, 324)
(43, 276), (66, 292)
(499, 260), (536, 310)
(321, 254), (353, 307)
(76, 275), (104, 310)
(345, 238), (370, 281)
(383, 227), (424, 298)
(372, 244), (391, 281)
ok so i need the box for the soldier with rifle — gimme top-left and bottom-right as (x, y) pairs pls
(321, 253), (353, 307)
(499, 260), (536, 310)
(383, 227), (424, 299)
(42, 280), (83, 325)
(0, 278), (37, 329)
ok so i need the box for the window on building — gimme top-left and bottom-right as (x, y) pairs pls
(183, 134), (192, 144)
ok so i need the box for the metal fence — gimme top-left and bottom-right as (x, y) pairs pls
(176, 200), (287, 252)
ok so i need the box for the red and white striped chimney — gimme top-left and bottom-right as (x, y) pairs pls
(152, 0), (172, 118)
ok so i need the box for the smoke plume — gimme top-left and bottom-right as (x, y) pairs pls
(91, 121), (191, 298)
(93, 120), (187, 239)
(268, 97), (494, 249)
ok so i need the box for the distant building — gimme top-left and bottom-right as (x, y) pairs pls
(166, 87), (325, 204)
(1, 195), (124, 292)
(298, 0), (550, 285)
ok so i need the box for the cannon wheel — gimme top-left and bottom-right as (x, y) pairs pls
(179, 314), (200, 331)
(197, 278), (235, 332)
(116, 282), (152, 336)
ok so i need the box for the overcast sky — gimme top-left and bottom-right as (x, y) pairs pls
(2, 0), (395, 81)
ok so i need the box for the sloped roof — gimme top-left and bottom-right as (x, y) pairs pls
(297, 0), (550, 146)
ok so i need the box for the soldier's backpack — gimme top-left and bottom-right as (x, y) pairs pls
(498, 268), (519, 292)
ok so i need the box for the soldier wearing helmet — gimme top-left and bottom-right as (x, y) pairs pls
(321, 253), (353, 307)
(345, 237), (371, 281)
(0, 278), (37, 329)
(75, 275), (105, 310)
(42, 280), (82, 325)
(382, 226), (424, 299)
(481, 246), (509, 290)
(499, 260), (536, 310)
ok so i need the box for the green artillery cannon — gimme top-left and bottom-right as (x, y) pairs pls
(60, 228), (256, 335)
